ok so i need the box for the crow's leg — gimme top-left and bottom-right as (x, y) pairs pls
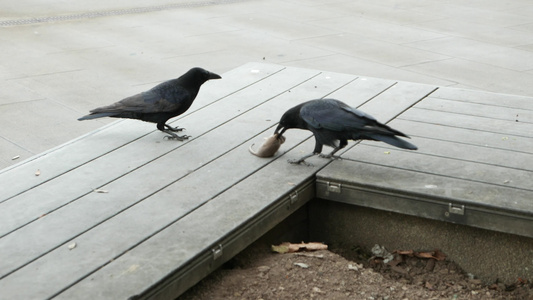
(288, 153), (316, 166)
(158, 123), (190, 141)
(164, 124), (185, 132)
(288, 138), (323, 165)
(319, 147), (343, 160)
(319, 140), (347, 160)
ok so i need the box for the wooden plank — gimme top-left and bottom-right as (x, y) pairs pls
(325, 76), (396, 105)
(359, 134), (532, 171)
(352, 82), (437, 122)
(341, 144), (532, 190)
(389, 119), (532, 154)
(53, 79), (428, 299)
(416, 97), (532, 123)
(0, 62), (285, 202)
(400, 107), (533, 138)
(0, 70), (358, 297)
(431, 86), (533, 109)
(0, 65), (320, 238)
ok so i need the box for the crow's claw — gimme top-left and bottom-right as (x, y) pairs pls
(163, 134), (190, 141)
(318, 154), (342, 160)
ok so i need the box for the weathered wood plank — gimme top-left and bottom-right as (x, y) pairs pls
(359, 134), (532, 171)
(400, 107), (533, 138)
(341, 144), (532, 190)
(431, 86), (533, 109)
(0, 65), (320, 239)
(324, 76), (396, 105)
(0, 62), (285, 202)
(389, 119), (532, 154)
(416, 97), (532, 123)
(353, 82), (437, 122)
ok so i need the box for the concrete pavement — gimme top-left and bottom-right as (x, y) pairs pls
(1, 0), (533, 169)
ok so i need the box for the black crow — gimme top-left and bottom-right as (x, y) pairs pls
(274, 98), (417, 164)
(78, 67), (221, 140)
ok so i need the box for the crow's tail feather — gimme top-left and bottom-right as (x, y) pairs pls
(78, 112), (116, 121)
(365, 133), (418, 150)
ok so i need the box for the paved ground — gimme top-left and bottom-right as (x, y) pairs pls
(1, 0), (533, 169)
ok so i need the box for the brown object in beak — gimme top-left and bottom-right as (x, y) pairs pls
(249, 134), (286, 158)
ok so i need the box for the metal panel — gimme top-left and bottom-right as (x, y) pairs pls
(316, 170), (533, 238)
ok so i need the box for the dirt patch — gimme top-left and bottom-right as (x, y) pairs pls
(180, 243), (532, 299)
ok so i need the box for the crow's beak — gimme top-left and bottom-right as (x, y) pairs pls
(274, 124), (285, 139)
(209, 72), (222, 80)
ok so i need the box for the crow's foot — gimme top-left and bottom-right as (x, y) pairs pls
(318, 154), (342, 160)
(163, 132), (190, 141)
(288, 158), (313, 167)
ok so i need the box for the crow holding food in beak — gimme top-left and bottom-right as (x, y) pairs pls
(274, 98), (417, 164)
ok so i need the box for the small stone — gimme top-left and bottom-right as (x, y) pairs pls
(294, 262), (309, 269)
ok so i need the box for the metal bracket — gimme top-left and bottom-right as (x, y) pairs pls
(326, 182), (342, 194)
(446, 203), (465, 217)
(290, 191), (299, 204)
(211, 244), (223, 261)
(287, 191), (299, 210)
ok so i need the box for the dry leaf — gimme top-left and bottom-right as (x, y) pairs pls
(271, 244), (290, 254)
(395, 250), (414, 256)
(35, 169), (40, 176)
(272, 242), (328, 253)
(394, 249), (447, 261)
(416, 252), (435, 259)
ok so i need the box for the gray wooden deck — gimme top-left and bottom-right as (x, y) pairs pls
(316, 85), (533, 238)
(0, 62), (531, 299)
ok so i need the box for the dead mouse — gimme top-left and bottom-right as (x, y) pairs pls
(249, 134), (286, 157)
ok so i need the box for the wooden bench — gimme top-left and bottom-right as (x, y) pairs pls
(1, 62), (531, 299)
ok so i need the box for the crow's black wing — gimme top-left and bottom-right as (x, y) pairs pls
(301, 99), (410, 137)
(300, 99), (374, 131)
(90, 87), (190, 115)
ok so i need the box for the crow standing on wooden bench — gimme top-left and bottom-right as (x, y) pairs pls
(274, 98), (417, 165)
(78, 67), (221, 140)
